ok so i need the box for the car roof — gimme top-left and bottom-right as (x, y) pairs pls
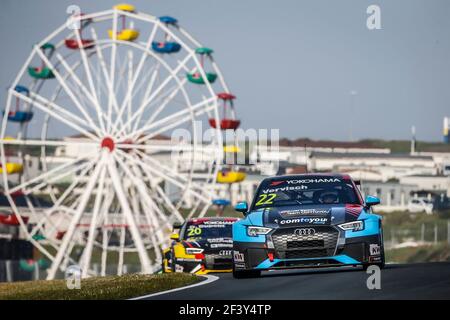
(262, 173), (352, 182)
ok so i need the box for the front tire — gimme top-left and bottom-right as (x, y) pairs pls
(363, 223), (385, 270)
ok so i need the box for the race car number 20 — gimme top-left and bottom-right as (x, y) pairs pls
(187, 226), (202, 236)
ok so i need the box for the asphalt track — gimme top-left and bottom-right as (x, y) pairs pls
(146, 262), (450, 300)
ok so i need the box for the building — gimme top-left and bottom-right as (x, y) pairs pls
(359, 181), (418, 212)
(309, 152), (437, 181)
(399, 175), (450, 196)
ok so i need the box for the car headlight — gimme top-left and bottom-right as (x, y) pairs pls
(338, 220), (364, 231)
(247, 226), (272, 237)
(185, 248), (204, 255)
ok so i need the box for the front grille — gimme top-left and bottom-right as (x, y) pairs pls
(272, 226), (339, 259)
(287, 240), (324, 249)
(285, 249), (328, 259)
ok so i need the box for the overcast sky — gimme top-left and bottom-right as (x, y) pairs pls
(1, 0), (449, 142)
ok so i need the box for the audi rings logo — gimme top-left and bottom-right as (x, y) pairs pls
(294, 228), (315, 236)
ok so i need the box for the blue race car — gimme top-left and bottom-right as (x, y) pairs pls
(232, 173), (384, 278)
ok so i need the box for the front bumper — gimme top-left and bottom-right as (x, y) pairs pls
(233, 234), (382, 271)
(167, 255), (233, 274)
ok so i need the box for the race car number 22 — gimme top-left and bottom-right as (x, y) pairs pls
(255, 193), (276, 206)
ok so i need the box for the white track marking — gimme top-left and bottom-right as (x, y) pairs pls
(129, 275), (219, 300)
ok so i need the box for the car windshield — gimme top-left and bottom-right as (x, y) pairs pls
(182, 219), (234, 240)
(251, 176), (361, 210)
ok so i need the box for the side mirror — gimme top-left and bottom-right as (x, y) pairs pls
(170, 233), (180, 241)
(365, 195), (380, 208)
(234, 201), (248, 215)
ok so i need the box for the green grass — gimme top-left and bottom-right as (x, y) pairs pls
(0, 273), (201, 300)
(359, 139), (450, 153)
(386, 243), (450, 264)
(378, 211), (450, 243)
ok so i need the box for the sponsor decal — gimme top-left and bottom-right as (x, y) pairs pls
(294, 228), (316, 236)
(261, 185), (308, 194)
(207, 238), (233, 243)
(219, 250), (232, 256)
(261, 178), (342, 194)
(234, 263), (246, 269)
(177, 258), (203, 262)
(369, 244), (381, 255)
(275, 217), (329, 225)
(279, 208), (331, 216)
(233, 250), (245, 262)
(211, 243), (233, 248)
(286, 178), (341, 184)
(191, 220), (234, 226)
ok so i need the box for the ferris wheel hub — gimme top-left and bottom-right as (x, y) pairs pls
(100, 137), (115, 152)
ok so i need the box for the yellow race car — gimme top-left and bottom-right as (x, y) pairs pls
(162, 217), (238, 274)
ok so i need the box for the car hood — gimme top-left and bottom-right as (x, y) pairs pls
(182, 237), (233, 253)
(250, 204), (365, 228)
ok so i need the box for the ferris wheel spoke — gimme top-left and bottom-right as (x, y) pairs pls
(114, 152), (171, 232)
(24, 157), (96, 196)
(113, 50), (129, 95)
(131, 63), (161, 133)
(134, 145), (196, 210)
(114, 52), (193, 138)
(55, 52), (106, 133)
(46, 154), (106, 280)
(28, 158), (98, 240)
(90, 27), (124, 134)
(100, 184), (115, 276)
(107, 10), (119, 134)
(118, 149), (212, 205)
(114, 21), (159, 134)
(114, 152), (169, 231)
(116, 156), (168, 255)
(11, 90), (99, 141)
(129, 186), (162, 263)
(106, 153), (152, 274)
(124, 82), (182, 136)
(34, 47), (103, 137)
(133, 97), (216, 143)
(0, 138), (96, 148)
(29, 91), (92, 130)
(134, 149), (192, 186)
(9, 151), (96, 195)
(137, 160), (185, 223)
(125, 50), (134, 133)
(80, 164), (107, 277)
(143, 81), (188, 135)
(73, 29), (107, 133)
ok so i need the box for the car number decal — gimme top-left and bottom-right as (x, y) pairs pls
(255, 193), (277, 206)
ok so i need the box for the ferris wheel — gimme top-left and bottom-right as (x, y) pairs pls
(0, 4), (242, 279)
